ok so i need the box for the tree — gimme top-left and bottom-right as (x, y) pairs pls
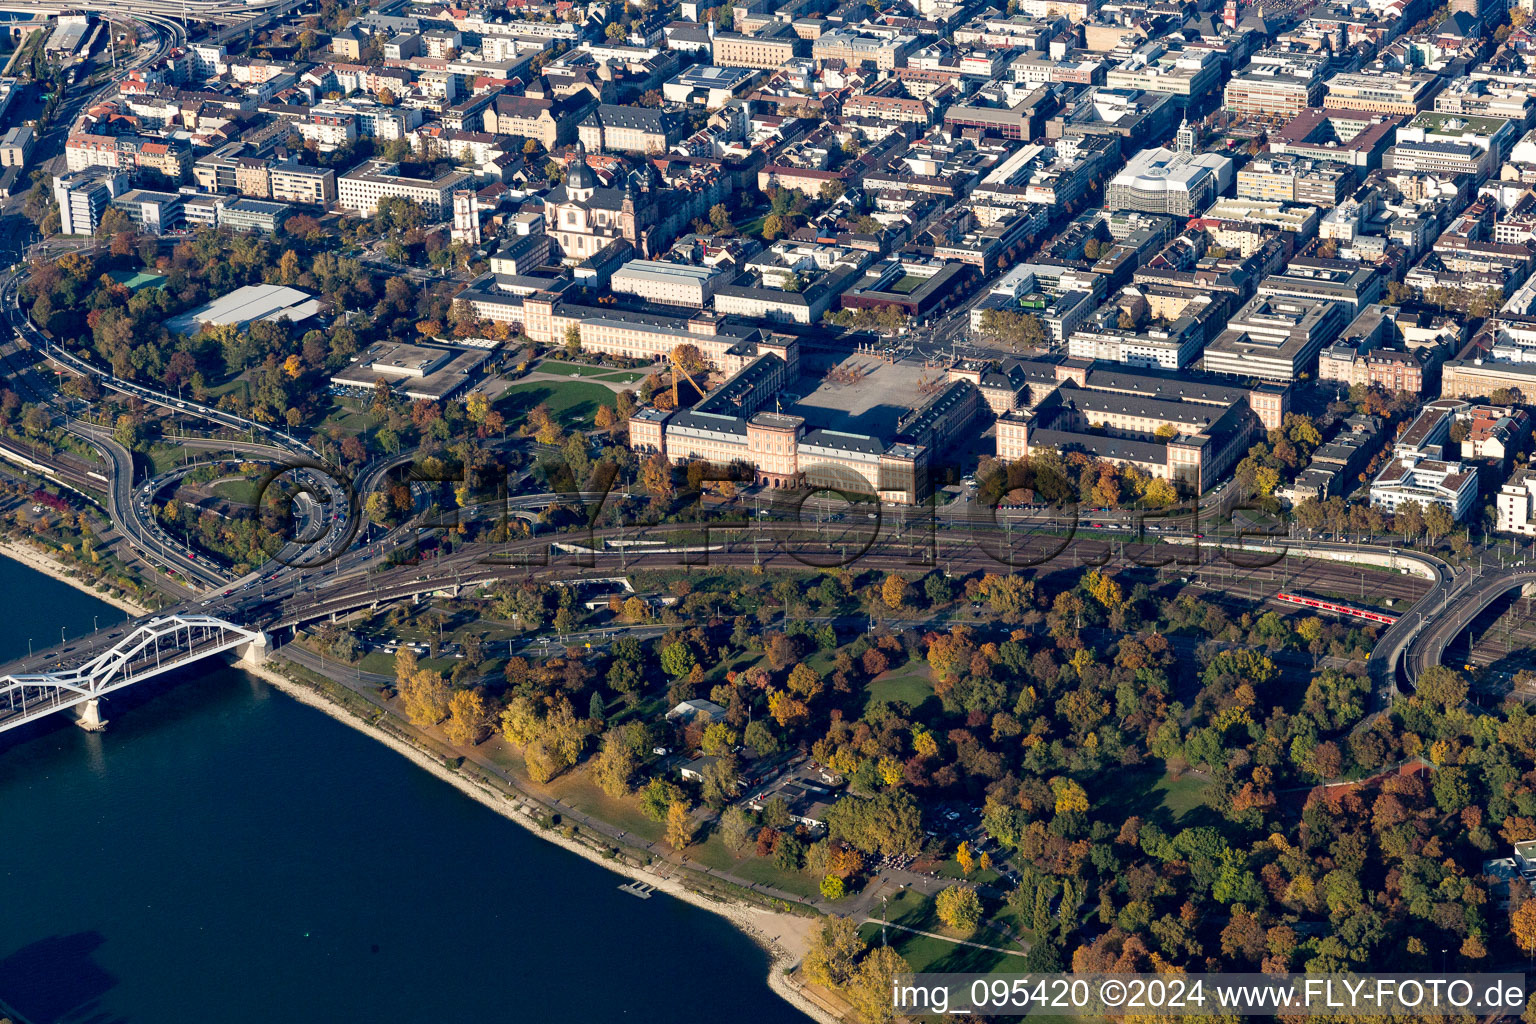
(443, 689), (488, 745)
(844, 947), (910, 1024)
(400, 669), (450, 727)
(820, 874), (846, 900)
(803, 916), (865, 988)
(665, 800), (696, 851)
(1416, 665), (1468, 712)
(935, 884), (983, 932)
(762, 213), (786, 240)
(1513, 899), (1536, 957)
(881, 573), (907, 610)
(661, 640), (695, 678)
(640, 777), (684, 821)
(591, 736), (639, 797)
(720, 807), (755, 855)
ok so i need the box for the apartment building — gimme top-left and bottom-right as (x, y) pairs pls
(1496, 468), (1536, 536)
(1236, 154), (1353, 207)
(337, 161), (475, 218)
(54, 168), (129, 235)
(0, 125), (33, 168)
(268, 162), (337, 205)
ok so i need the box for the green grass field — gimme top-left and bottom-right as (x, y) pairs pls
(499, 380), (617, 428)
(535, 361), (647, 385)
(889, 274), (927, 295)
(863, 665), (935, 712)
(210, 477), (259, 505)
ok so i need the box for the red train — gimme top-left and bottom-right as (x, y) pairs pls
(1275, 591), (1398, 625)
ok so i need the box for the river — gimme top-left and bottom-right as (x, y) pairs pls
(0, 556), (808, 1024)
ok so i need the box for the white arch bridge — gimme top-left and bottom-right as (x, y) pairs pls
(0, 616), (268, 735)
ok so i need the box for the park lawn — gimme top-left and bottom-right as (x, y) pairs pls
(1151, 772), (1212, 820)
(935, 860), (1003, 886)
(498, 380), (617, 429)
(720, 853), (825, 898)
(1097, 770), (1213, 829)
(210, 477), (259, 505)
(534, 359), (626, 378)
(539, 769), (667, 844)
(863, 665), (935, 712)
(857, 923), (1019, 975)
(592, 370), (644, 384)
(321, 396), (375, 434)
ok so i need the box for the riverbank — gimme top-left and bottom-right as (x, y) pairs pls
(242, 658), (842, 1024)
(0, 539), (149, 618)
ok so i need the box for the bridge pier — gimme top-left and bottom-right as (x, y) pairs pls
(72, 698), (108, 732)
(237, 632), (270, 667)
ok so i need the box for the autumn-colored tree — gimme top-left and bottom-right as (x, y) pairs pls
(591, 737), (639, 797)
(803, 915), (865, 988)
(956, 840), (975, 874)
(1513, 899), (1536, 956)
(936, 884), (983, 932)
(400, 668), (450, 727)
(394, 646), (419, 687)
(665, 800), (696, 852)
(767, 689), (810, 729)
(881, 573), (907, 609)
(844, 947), (909, 1024)
(443, 689), (489, 745)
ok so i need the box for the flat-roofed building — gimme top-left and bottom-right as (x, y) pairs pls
(1269, 108), (1405, 169)
(1225, 66), (1325, 120)
(1202, 293), (1348, 381)
(610, 259), (725, 306)
(1256, 260), (1382, 314)
(1370, 453), (1478, 519)
(1236, 153), (1353, 207)
(109, 189), (183, 235)
(337, 160), (474, 217)
(54, 168), (129, 236)
(1324, 71), (1441, 115)
(268, 161), (337, 205)
(1106, 143), (1233, 216)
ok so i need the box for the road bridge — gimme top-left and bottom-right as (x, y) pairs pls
(0, 614), (266, 734)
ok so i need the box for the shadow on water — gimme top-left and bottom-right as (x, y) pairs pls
(0, 931), (124, 1024)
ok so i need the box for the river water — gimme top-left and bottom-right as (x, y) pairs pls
(0, 557), (805, 1024)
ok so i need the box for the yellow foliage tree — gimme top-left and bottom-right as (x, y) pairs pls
(665, 800), (696, 851)
(443, 689), (488, 745)
(400, 669), (450, 727)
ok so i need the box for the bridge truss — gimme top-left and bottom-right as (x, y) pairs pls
(0, 615), (265, 735)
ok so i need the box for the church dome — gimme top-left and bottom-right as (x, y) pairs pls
(566, 141), (597, 191)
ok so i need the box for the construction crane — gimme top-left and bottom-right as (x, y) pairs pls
(670, 349), (708, 406)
